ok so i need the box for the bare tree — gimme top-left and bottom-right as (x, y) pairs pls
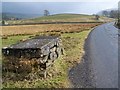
(44, 10), (50, 16)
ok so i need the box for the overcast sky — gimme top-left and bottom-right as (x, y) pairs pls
(1, 0), (119, 15)
(1, 0), (120, 2)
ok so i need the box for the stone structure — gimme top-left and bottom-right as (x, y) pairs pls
(2, 35), (63, 78)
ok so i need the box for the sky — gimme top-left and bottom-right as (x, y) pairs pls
(1, 0), (120, 2)
(1, 0), (119, 15)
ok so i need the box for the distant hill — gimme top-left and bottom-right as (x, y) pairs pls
(1, 12), (43, 20)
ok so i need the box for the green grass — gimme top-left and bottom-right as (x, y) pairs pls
(2, 35), (32, 47)
(33, 14), (91, 20)
(7, 14), (112, 25)
(2, 30), (90, 88)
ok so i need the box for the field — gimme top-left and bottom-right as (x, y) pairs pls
(2, 14), (113, 88)
(2, 23), (101, 36)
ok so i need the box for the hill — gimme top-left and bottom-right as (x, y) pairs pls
(1, 12), (43, 20)
(6, 13), (114, 25)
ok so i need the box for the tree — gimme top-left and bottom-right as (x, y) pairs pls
(2, 20), (5, 25)
(117, 1), (120, 28)
(102, 11), (109, 17)
(95, 15), (100, 20)
(44, 10), (50, 16)
(109, 10), (118, 18)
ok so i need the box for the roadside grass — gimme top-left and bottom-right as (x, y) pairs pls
(2, 30), (91, 88)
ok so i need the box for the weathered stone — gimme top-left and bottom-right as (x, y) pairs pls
(41, 46), (50, 55)
(56, 47), (62, 57)
(49, 51), (57, 60)
(50, 47), (56, 52)
(2, 35), (63, 77)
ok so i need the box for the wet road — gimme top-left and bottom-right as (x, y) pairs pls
(89, 22), (118, 88)
(69, 22), (118, 88)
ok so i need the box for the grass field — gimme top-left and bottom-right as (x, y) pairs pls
(2, 35), (32, 47)
(2, 23), (101, 36)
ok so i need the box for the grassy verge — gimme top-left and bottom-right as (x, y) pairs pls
(2, 35), (32, 47)
(2, 30), (90, 88)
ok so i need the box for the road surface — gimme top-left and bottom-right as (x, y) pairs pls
(69, 22), (118, 88)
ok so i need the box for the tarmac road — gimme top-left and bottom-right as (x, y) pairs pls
(69, 22), (118, 88)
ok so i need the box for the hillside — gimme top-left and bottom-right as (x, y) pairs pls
(6, 14), (114, 25)
(1, 12), (43, 20)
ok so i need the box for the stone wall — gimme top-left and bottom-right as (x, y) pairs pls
(2, 36), (64, 78)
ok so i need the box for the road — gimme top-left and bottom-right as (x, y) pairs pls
(69, 22), (118, 88)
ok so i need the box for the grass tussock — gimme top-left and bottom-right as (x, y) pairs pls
(1, 23), (101, 36)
